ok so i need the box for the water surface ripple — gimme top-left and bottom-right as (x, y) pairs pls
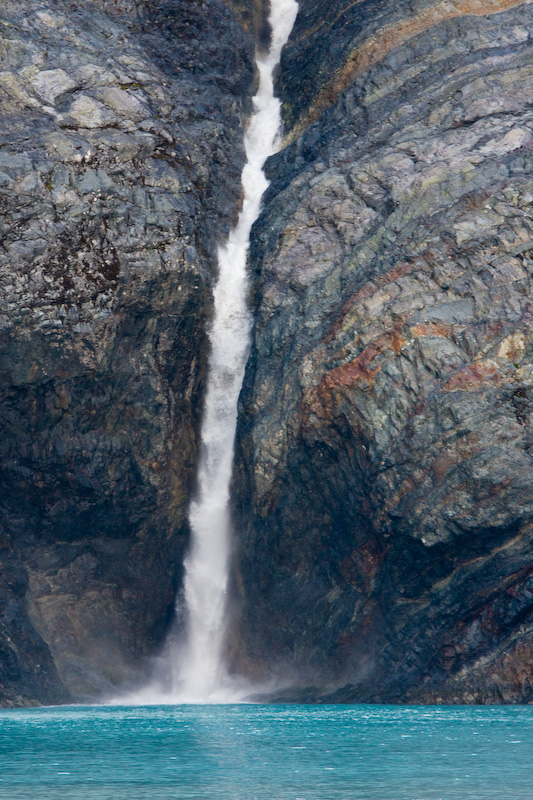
(0, 704), (531, 799)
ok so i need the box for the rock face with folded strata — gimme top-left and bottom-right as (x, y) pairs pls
(231, 0), (533, 703)
(0, 0), (254, 705)
(3, 0), (533, 708)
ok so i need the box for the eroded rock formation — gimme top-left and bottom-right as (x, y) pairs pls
(0, 0), (254, 705)
(231, 0), (533, 703)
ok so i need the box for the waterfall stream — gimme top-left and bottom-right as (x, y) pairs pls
(118, 0), (298, 707)
(169, 0), (298, 702)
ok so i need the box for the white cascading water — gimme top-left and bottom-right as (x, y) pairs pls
(169, 0), (299, 702)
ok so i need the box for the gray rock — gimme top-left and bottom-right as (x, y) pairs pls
(31, 69), (77, 105)
(0, 0), (255, 706)
(230, 0), (533, 705)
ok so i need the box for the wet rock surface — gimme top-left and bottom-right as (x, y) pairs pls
(0, 0), (255, 704)
(231, 0), (533, 703)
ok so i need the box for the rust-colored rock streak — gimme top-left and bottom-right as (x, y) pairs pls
(288, 0), (532, 138)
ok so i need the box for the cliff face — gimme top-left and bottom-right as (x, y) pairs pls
(0, 0), (255, 705)
(3, 0), (533, 708)
(231, 0), (533, 702)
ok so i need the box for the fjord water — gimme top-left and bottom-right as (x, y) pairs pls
(1, 704), (532, 800)
(168, 0), (299, 702)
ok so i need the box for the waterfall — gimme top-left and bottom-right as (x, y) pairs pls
(116, 0), (298, 708)
(167, 0), (299, 703)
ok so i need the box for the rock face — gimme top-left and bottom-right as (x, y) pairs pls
(0, 0), (255, 704)
(3, 0), (533, 708)
(231, 0), (533, 703)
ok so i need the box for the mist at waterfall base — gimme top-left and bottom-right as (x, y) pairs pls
(2, 703), (532, 800)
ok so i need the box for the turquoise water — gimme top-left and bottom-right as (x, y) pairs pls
(0, 704), (531, 799)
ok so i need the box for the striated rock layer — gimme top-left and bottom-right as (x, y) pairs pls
(0, 0), (255, 705)
(231, 0), (533, 703)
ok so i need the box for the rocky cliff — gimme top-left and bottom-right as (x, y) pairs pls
(0, 0), (255, 705)
(231, 0), (533, 703)
(2, 0), (533, 708)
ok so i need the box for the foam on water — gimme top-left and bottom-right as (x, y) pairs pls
(123, 0), (299, 705)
